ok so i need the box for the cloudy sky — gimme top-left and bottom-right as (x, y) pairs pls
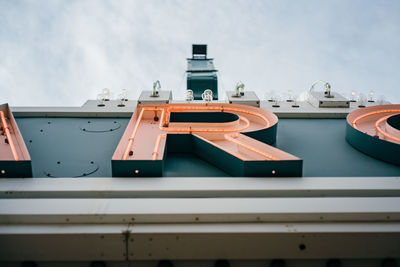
(1, 0), (399, 106)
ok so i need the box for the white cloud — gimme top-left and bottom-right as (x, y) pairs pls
(0, 0), (399, 106)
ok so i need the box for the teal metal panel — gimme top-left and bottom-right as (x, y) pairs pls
(192, 135), (244, 176)
(164, 153), (230, 177)
(15, 117), (400, 178)
(346, 123), (400, 166)
(187, 74), (218, 100)
(277, 119), (400, 176)
(243, 125), (277, 145)
(165, 134), (194, 153)
(112, 160), (164, 177)
(16, 117), (129, 178)
(244, 160), (303, 177)
(0, 161), (32, 178)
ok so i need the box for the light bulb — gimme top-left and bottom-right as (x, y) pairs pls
(324, 82), (333, 98)
(202, 89), (213, 102)
(291, 94), (300, 108)
(368, 90), (375, 102)
(358, 93), (366, 108)
(117, 94), (125, 107)
(102, 88), (110, 101)
(121, 89), (128, 101)
(266, 90), (276, 102)
(152, 80), (161, 97)
(309, 80), (331, 97)
(186, 89), (194, 102)
(286, 90), (294, 102)
(272, 93), (281, 108)
(234, 82), (245, 97)
(377, 95), (386, 105)
(117, 89), (128, 107)
(350, 91), (357, 102)
(97, 93), (105, 107)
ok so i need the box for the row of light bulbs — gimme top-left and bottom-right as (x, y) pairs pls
(349, 91), (386, 106)
(186, 89), (214, 102)
(96, 87), (215, 105)
(96, 86), (386, 107)
(96, 87), (214, 106)
(264, 90), (386, 107)
(97, 88), (128, 107)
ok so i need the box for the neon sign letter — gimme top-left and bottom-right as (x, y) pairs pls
(112, 103), (302, 177)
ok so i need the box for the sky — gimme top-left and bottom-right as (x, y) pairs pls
(1, 0), (399, 106)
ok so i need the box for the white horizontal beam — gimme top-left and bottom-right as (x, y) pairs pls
(0, 197), (399, 224)
(0, 177), (399, 198)
(130, 222), (400, 234)
(0, 223), (399, 260)
(129, 223), (400, 260)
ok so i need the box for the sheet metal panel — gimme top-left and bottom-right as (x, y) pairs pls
(15, 117), (129, 177)
(0, 197), (399, 224)
(0, 223), (399, 261)
(0, 224), (127, 261)
(0, 260), (395, 267)
(129, 223), (400, 259)
(277, 119), (400, 177)
(13, 117), (400, 178)
(0, 177), (399, 198)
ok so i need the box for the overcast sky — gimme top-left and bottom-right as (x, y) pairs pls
(1, 0), (399, 106)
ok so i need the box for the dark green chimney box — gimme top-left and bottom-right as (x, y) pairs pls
(187, 44), (218, 100)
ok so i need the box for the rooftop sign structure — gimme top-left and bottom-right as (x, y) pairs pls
(187, 44), (218, 100)
(0, 43), (399, 266)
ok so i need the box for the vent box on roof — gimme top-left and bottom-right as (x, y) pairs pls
(187, 44), (218, 100)
(308, 92), (350, 108)
(192, 44), (207, 59)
